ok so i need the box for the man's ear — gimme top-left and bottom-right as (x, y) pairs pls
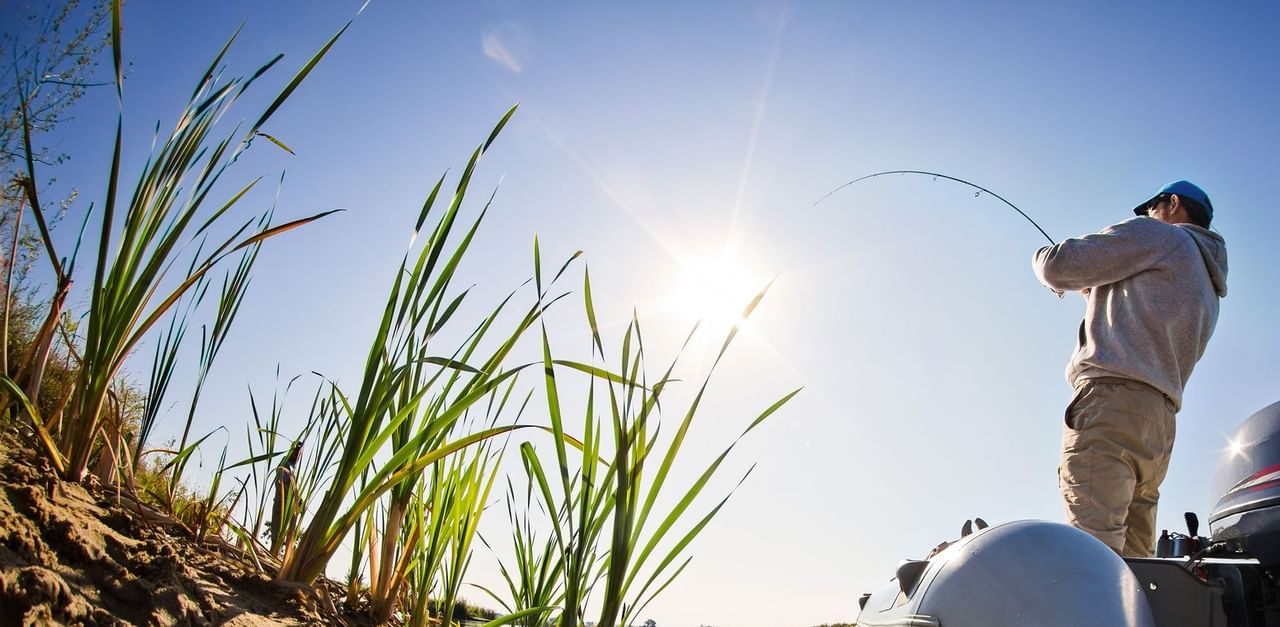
(1169, 194), (1182, 210)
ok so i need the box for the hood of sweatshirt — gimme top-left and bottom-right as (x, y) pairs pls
(1180, 224), (1229, 298)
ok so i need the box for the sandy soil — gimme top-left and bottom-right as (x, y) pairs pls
(0, 430), (339, 626)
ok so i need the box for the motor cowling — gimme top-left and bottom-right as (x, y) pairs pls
(1210, 400), (1280, 569)
(856, 520), (1155, 627)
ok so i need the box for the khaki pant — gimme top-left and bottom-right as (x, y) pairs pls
(1060, 377), (1177, 557)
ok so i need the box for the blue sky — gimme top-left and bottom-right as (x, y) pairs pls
(11, 1), (1280, 625)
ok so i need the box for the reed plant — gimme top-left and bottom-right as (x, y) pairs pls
(477, 479), (567, 627)
(228, 372), (348, 563)
(365, 379), (514, 623)
(507, 269), (799, 627)
(6, 0), (349, 481)
(275, 105), (584, 587)
(364, 318), (504, 621)
(393, 426), (502, 626)
(134, 265), (204, 472)
(165, 216), (267, 504)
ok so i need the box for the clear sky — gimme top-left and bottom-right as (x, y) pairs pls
(10, 1), (1280, 625)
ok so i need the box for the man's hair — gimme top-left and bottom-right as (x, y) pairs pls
(1178, 195), (1212, 229)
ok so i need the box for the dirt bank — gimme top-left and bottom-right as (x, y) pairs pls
(0, 429), (339, 626)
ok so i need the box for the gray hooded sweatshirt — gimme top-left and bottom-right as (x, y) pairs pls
(1033, 217), (1228, 410)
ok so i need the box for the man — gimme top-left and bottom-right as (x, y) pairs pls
(1032, 180), (1228, 557)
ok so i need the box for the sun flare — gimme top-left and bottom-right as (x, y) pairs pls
(1228, 436), (1248, 460)
(671, 253), (764, 330)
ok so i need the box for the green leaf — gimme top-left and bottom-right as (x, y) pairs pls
(480, 606), (558, 627)
(0, 377), (64, 473)
(251, 19), (353, 135)
(255, 132), (296, 155)
(482, 104), (519, 154)
(551, 360), (644, 388)
(160, 428), (222, 474)
(419, 356), (485, 374)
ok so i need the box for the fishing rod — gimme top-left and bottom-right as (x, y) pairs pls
(815, 170), (1057, 246)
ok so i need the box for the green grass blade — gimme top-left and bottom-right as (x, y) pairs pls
(111, 0), (122, 100)
(231, 209), (343, 253)
(413, 173), (447, 235)
(250, 20), (353, 136)
(0, 376), (64, 473)
(419, 356), (485, 374)
(255, 132), (296, 155)
(583, 266), (605, 357)
(550, 360), (642, 387)
(480, 606), (558, 627)
(624, 466), (756, 620)
(16, 95), (62, 280)
(318, 425), (538, 569)
(159, 428), (222, 474)
(482, 104), (519, 153)
(621, 388), (798, 597)
(712, 277), (775, 367)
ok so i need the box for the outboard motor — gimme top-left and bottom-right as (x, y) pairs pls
(1128, 399), (1280, 627)
(1211, 400), (1280, 569)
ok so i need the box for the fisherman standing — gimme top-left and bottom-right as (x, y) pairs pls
(1032, 180), (1228, 557)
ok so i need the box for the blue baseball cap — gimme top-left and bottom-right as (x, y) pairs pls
(1133, 180), (1214, 223)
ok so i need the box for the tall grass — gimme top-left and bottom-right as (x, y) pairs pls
(479, 479), (567, 626)
(228, 372), (349, 564)
(503, 268), (799, 627)
(275, 105), (582, 587)
(396, 411), (509, 627)
(165, 213), (267, 503)
(7, 0), (348, 480)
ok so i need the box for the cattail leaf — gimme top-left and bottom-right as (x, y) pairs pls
(158, 428), (222, 474)
(111, 0), (122, 100)
(482, 104), (519, 154)
(255, 132), (296, 155)
(550, 360), (644, 388)
(224, 449), (285, 472)
(583, 266), (605, 357)
(251, 19), (353, 135)
(480, 606), (558, 627)
(418, 356), (485, 374)
(232, 209), (343, 253)
(0, 377), (65, 473)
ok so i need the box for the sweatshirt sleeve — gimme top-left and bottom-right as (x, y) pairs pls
(1032, 218), (1181, 291)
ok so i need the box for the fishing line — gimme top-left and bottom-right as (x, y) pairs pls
(814, 170), (1057, 246)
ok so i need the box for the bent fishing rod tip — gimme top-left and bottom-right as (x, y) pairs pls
(815, 170), (1057, 247)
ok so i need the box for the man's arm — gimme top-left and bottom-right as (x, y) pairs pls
(1032, 218), (1180, 292)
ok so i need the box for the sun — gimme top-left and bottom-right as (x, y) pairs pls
(670, 253), (764, 331)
